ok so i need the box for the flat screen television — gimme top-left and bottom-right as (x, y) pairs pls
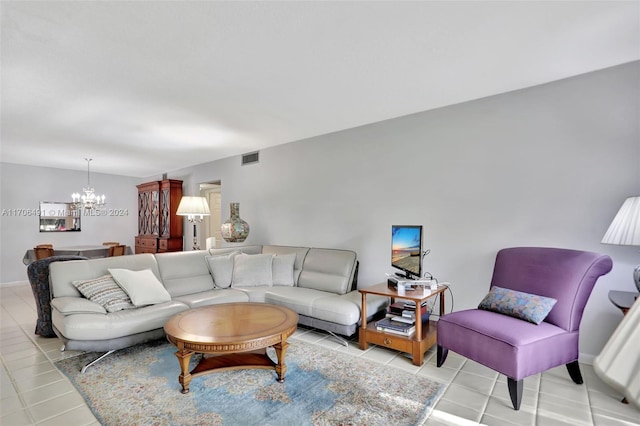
(391, 225), (422, 279)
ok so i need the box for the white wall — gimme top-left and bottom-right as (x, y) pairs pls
(0, 163), (140, 284)
(163, 62), (640, 360)
(1, 62), (638, 360)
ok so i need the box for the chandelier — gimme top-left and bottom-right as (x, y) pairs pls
(71, 158), (106, 211)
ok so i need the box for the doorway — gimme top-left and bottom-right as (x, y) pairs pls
(199, 182), (222, 248)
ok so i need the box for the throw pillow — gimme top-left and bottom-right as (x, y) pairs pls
(205, 251), (239, 289)
(272, 253), (296, 286)
(72, 275), (135, 313)
(478, 286), (557, 325)
(232, 253), (274, 287)
(108, 268), (171, 307)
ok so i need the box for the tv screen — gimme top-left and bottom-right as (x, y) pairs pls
(391, 225), (422, 279)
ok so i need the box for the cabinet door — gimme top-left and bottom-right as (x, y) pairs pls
(137, 182), (160, 236)
(159, 179), (183, 238)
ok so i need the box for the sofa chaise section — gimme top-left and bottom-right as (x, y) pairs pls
(49, 254), (188, 355)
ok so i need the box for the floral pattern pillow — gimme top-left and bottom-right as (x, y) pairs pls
(478, 286), (557, 325)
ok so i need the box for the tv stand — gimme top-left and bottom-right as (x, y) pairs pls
(359, 282), (446, 365)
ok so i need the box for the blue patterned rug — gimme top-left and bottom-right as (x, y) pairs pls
(55, 339), (444, 425)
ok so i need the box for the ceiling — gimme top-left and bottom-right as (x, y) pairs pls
(2, 1), (639, 178)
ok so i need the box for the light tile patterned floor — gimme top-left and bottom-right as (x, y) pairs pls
(1, 283), (639, 425)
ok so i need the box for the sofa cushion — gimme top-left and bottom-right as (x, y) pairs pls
(264, 287), (330, 317)
(478, 286), (557, 325)
(205, 251), (238, 288)
(52, 301), (188, 341)
(234, 287), (270, 303)
(108, 268), (172, 307)
(172, 289), (249, 308)
(232, 254), (274, 287)
(272, 253), (296, 286)
(310, 294), (362, 325)
(297, 248), (357, 295)
(51, 297), (107, 315)
(72, 275), (135, 313)
(155, 251), (215, 297)
(209, 245), (263, 256)
(262, 245), (310, 285)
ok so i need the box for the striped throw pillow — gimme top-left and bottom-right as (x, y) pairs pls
(72, 275), (135, 313)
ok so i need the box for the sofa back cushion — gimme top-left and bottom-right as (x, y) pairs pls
(208, 245), (263, 256)
(50, 254), (160, 298)
(231, 253), (274, 287)
(297, 248), (357, 295)
(262, 245), (310, 285)
(155, 251), (215, 297)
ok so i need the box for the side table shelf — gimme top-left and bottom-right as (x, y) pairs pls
(359, 282), (446, 366)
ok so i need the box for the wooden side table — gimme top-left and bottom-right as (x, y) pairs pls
(359, 282), (446, 366)
(608, 290), (638, 316)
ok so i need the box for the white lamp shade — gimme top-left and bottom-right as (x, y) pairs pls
(601, 196), (640, 246)
(176, 196), (211, 217)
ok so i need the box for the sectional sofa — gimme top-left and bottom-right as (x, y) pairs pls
(46, 245), (389, 370)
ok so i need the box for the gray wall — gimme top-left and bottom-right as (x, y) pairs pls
(0, 163), (140, 283)
(1, 62), (638, 360)
(165, 62), (640, 360)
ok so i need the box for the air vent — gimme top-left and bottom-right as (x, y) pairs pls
(241, 151), (259, 166)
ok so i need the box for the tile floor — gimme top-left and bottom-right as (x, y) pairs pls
(1, 282), (639, 426)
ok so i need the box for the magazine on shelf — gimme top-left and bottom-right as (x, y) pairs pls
(376, 326), (415, 337)
(391, 315), (415, 324)
(375, 317), (414, 331)
(403, 300), (429, 309)
(401, 310), (431, 322)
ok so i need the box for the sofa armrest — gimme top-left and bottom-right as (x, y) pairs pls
(51, 297), (107, 315)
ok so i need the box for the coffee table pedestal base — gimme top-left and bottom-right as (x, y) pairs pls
(174, 342), (290, 394)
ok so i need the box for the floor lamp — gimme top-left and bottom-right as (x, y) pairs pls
(601, 196), (640, 293)
(176, 196), (210, 250)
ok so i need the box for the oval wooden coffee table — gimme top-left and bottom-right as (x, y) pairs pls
(164, 302), (298, 394)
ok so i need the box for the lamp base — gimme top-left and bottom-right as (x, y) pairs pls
(192, 223), (200, 251)
(634, 264), (640, 294)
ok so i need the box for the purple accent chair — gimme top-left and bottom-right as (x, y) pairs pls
(437, 247), (613, 410)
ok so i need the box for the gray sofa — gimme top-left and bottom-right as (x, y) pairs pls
(49, 245), (388, 370)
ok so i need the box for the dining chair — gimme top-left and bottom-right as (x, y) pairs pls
(102, 241), (119, 247)
(34, 246), (55, 260)
(36, 244), (53, 249)
(108, 244), (126, 257)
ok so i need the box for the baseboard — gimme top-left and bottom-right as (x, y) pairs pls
(579, 352), (596, 366)
(0, 280), (29, 288)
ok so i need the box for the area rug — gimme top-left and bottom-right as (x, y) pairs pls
(55, 339), (444, 426)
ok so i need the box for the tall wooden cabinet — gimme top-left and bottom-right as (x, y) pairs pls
(135, 179), (183, 253)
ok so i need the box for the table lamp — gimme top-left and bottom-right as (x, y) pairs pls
(176, 196), (210, 250)
(601, 196), (640, 293)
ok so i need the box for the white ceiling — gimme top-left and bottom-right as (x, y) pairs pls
(2, 1), (639, 178)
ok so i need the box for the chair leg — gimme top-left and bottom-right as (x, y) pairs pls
(436, 345), (448, 367)
(566, 360), (583, 384)
(507, 378), (523, 410)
